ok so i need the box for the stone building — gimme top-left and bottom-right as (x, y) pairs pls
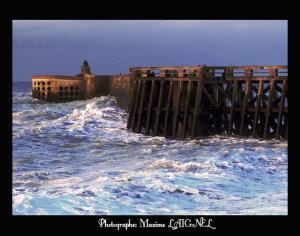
(32, 60), (134, 110)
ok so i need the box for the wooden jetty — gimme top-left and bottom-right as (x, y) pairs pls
(126, 65), (288, 139)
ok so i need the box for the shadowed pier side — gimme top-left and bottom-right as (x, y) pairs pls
(127, 65), (288, 140)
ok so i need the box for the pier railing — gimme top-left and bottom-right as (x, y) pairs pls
(127, 65), (288, 139)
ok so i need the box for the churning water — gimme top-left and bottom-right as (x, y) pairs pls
(13, 81), (288, 215)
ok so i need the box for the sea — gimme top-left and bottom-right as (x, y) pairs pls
(13, 81), (288, 215)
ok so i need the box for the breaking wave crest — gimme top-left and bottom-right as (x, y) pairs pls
(148, 159), (215, 173)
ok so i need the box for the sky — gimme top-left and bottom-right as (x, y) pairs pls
(13, 20), (287, 81)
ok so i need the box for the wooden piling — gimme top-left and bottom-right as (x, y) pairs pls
(228, 80), (238, 135)
(275, 80), (287, 139)
(145, 80), (155, 135)
(252, 80), (263, 138)
(154, 80), (165, 136)
(127, 65), (287, 140)
(163, 81), (173, 137)
(263, 79), (275, 139)
(172, 81), (182, 138)
(239, 79), (251, 136)
(127, 78), (140, 130)
(182, 80), (192, 138)
(136, 80), (146, 133)
(191, 78), (203, 138)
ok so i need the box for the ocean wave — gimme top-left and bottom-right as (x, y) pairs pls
(258, 155), (287, 164)
(13, 83), (288, 215)
(13, 96), (127, 139)
(148, 158), (215, 173)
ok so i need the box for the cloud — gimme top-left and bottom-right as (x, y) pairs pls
(13, 20), (287, 37)
(12, 20), (287, 81)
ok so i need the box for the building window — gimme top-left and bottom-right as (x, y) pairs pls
(64, 87), (68, 90)
(38, 82), (40, 85)
(42, 87), (45, 91)
(70, 86), (74, 90)
(75, 87), (79, 91)
(47, 87), (51, 91)
(47, 81), (51, 85)
(60, 87), (63, 90)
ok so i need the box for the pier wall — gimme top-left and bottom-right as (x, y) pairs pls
(32, 61), (134, 109)
(32, 74), (134, 110)
(32, 76), (85, 102)
(127, 65), (288, 139)
(110, 74), (135, 110)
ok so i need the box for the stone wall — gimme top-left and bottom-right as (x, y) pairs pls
(94, 75), (111, 97)
(109, 74), (134, 110)
(32, 74), (135, 110)
(32, 76), (85, 102)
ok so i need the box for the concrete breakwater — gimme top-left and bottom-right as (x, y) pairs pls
(32, 61), (134, 110)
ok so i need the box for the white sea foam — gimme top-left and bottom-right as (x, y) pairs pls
(13, 194), (26, 204)
(258, 155), (287, 164)
(61, 206), (82, 215)
(148, 159), (214, 173)
(93, 176), (111, 183)
(240, 206), (287, 215)
(13, 85), (288, 215)
(217, 161), (231, 169)
(44, 177), (82, 187)
(235, 163), (254, 171)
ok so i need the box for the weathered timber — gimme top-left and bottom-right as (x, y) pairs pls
(228, 80), (238, 135)
(145, 80), (155, 135)
(154, 80), (165, 136)
(136, 80), (146, 133)
(127, 79), (140, 129)
(275, 80), (287, 139)
(182, 80), (192, 138)
(163, 81), (173, 137)
(239, 79), (251, 136)
(252, 80), (264, 138)
(127, 65), (288, 140)
(172, 81), (182, 137)
(263, 79), (276, 139)
(191, 78), (203, 138)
